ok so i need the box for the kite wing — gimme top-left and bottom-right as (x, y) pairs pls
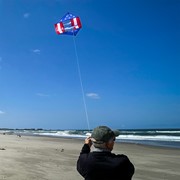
(54, 12), (82, 36)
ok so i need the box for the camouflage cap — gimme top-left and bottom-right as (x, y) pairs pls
(91, 126), (120, 143)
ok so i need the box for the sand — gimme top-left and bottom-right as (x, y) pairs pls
(0, 134), (180, 180)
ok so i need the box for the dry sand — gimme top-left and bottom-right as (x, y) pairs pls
(0, 134), (180, 180)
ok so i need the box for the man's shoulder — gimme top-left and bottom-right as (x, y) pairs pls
(91, 151), (129, 160)
(116, 153), (131, 160)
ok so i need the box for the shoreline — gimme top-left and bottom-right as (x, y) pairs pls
(0, 134), (180, 180)
(1, 128), (180, 150)
(1, 131), (180, 150)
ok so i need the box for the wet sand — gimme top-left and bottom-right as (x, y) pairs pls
(0, 134), (180, 180)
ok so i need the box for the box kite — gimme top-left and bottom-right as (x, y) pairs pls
(54, 12), (82, 36)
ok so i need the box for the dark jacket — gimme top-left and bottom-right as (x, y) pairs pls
(77, 144), (135, 180)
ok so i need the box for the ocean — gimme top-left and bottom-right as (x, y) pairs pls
(1, 128), (180, 149)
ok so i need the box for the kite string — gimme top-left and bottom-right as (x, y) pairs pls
(73, 36), (90, 130)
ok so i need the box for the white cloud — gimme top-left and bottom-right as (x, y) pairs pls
(86, 93), (100, 99)
(0, 110), (5, 114)
(36, 93), (50, 97)
(32, 49), (40, 54)
(23, 13), (30, 18)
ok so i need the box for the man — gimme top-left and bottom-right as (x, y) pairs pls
(77, 126), (135, 180)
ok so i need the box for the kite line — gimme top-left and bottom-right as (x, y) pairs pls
(54, 12), (90, 130)
(73, 35), (90, 130)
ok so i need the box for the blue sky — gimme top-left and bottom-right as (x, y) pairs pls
(0, 0), (179, 129)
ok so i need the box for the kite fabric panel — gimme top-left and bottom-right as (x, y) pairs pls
(54, 12), (82, 36)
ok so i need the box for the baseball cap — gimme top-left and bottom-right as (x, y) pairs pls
(91, 126), (120, 143)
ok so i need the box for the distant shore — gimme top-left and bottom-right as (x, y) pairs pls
(0, 134), (180, 180)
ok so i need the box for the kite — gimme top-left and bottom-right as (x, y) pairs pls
(54, 12), (82, 36)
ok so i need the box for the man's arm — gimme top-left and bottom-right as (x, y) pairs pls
(80, 137), (92, 154)
(77, 137), (92, 177)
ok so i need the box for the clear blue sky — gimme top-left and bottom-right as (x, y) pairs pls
(0, 0), (179, 129)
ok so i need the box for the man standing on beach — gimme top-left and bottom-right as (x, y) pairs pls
(77, 126), (135, 180)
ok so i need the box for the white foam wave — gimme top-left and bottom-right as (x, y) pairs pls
(116, 135), (180, 142)
(34, 131), (86, 138)
(33, 131), (180, 142)
(155, 131), (180, 133)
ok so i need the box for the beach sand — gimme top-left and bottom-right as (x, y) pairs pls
(0, 134), (180, 180)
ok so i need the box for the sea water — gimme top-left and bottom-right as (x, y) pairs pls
(1, 128), (180, 149)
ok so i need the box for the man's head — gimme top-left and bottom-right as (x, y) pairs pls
(91, 126), (120, 151)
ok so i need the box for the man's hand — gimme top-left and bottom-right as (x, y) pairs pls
(85, 137), (92, 147)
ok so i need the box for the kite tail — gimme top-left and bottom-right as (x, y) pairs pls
(73, 35), (90, 130)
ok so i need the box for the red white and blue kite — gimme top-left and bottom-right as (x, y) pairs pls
(54, 12), (82, 36)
